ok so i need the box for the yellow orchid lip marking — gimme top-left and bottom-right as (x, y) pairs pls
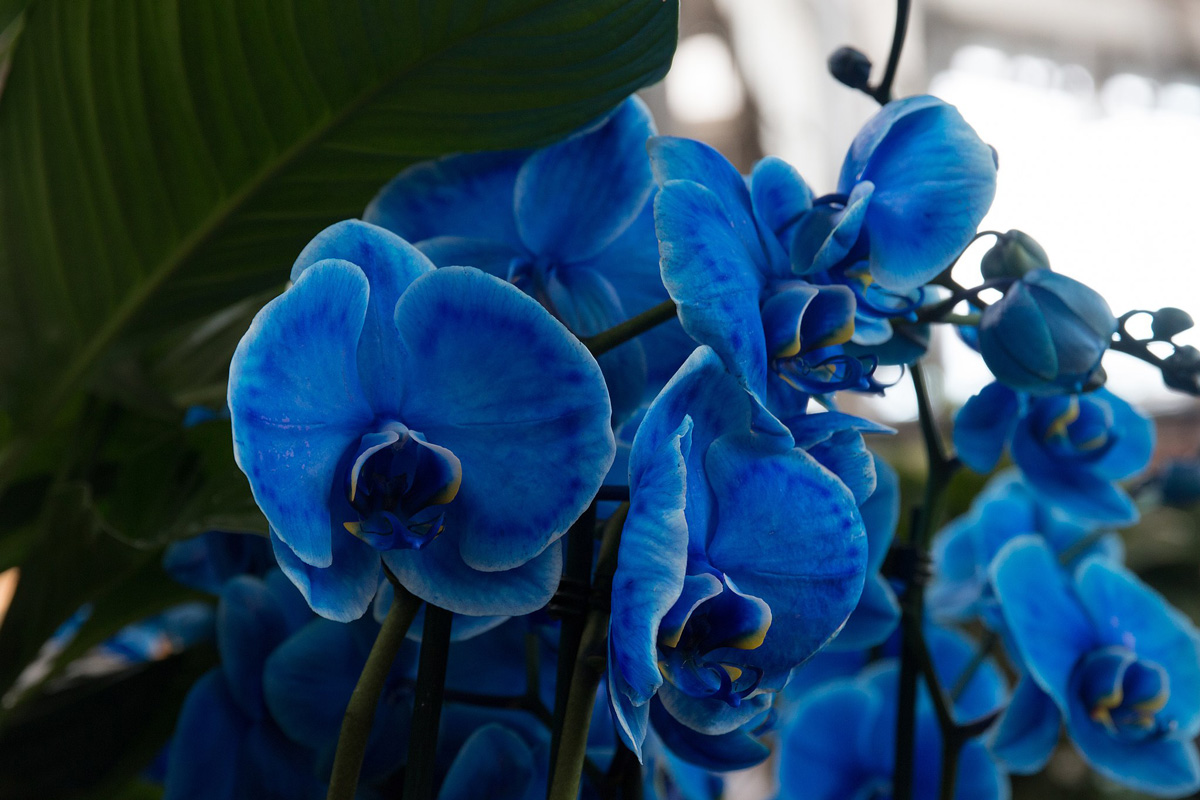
(1043, 398), (1080, 442)
(773, 316), (805, 360)
(659, 623), (686, 650)
(808, 317), (856, 351)
(777, 370), (807, 393)
(728, 620), (770, 651)
(720, 664), (744, 682)
(1089, 686), (1123, 730)
(1134, 693), (1168, 713)
(1074, 432), (1109, 452)
(343, 520), (362, 536)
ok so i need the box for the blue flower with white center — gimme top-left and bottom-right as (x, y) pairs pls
(953, 382), (1154, 525)
(605, 347), (868, 764)
(364, 97), (693, 424)
(989, 536), (1200, 797)
(650, 139), (872, 408)
(164, 572), (322, 800)
(777, 625), (1009, 800)
(930, 470), (1123, 626)
(978, 269), (1116, 395)
(228, 221), (615, 622)
(789, 95), (998, 295)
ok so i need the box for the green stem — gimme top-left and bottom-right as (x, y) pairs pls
(939, 736), (962, 800)
(584, 301), (677, 357)
(894, 363), (960, 800)
(547, 503), (627, 800)
(326, 579), (422, 800)
(548, 505), (597, 771)
(402, 603), (455, 800)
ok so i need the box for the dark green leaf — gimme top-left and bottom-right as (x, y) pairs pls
(0, 647), (215, 800)
(0, 482), (144, 699)
(0, 0), (679, 481)
(43, 556), (211, 686)
(97, 416), (266, 547)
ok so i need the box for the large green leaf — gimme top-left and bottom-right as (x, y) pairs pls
(0, 0), (678, 466)
(0, 415), (257, 699)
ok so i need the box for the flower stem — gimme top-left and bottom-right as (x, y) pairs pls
(402, 603), (455, 800)
(326, 578), (422, 800)
(547, 504), (597, 772)
(584, 300), (677, 357)
(948, 630), (999, 703)
(868, 0), (911, 104)
(894, 363), (960, 800)
(547, 503), (628, 800)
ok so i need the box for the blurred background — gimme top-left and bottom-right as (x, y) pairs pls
(638, 1), (1200, 797)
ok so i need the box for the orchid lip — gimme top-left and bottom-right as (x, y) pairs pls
(1075, 646), (1173, 742)
(343, 421), (462, 552)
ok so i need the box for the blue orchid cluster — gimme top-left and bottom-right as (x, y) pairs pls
(145, 76), (1200, 800)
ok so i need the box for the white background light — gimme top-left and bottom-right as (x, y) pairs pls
(665, 33), (747, 124)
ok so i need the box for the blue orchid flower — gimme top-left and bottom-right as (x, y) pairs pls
(990, 536), (1200, 797)
(606, 347), (869, 764)
(263, 614), (418, 787)
(980, 229), (1051, 281)
(228, 220), (615, 621)
(750, 155), (937, 370)
(650, 139), (872, 407)
(100, 603), (215, 663)
(164, 572), (322, 800)
(437, 723), (549, 800)
(979, 269), (1116, 395)
(163, 531), (276, 595)
(953, 382), (1154, 524)
(790, 95), (997, 294)
(771, 401), (898, 653)
(363, 97), (693, 424)
(930, 469), (1123, 626)
(265, 614), (615, 793)
(824, 452), (901, 651)
(777, 625), (1009, 800)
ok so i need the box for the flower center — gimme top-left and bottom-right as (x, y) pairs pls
(1039, 396), (1113, 459)
(760, 281), (875, 394)
(1075, 646), (1172, 742)
(656, 575), (771, 708)
(342, 422), (462, 551)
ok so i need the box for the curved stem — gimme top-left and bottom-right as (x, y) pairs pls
(868, 0), (911, 104)
(326, 579), (422, 800)
(584, 300), (677, 356)
(911, 278), (1011, 325)
(402, 603), (455, 800)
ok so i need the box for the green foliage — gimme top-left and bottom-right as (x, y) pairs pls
(0, 0), (677, 441)
(0, 648), (215, 799)
(0, 0), (679, 729)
